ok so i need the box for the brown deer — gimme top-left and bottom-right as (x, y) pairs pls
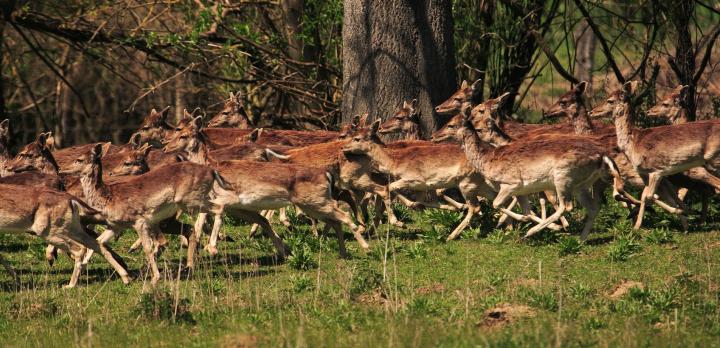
(0, 183), (131, 288)
(61, 143), (231, 285)
(457, 100), (625, 239)
(594, 82), (720, 229)
(163, 116), (369, 258)
(379, 99), (421, 140)
(646, 85), (690, 124)
(207, 91), (252, 128)
(343, 119), (496, 239)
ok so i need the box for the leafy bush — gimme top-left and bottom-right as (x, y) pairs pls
(405, 241), (428, 259)
(290, 274), (314, 293)
(607, 236), (641, 262)
(645, 227), (675, 245)
(133, 289), (194, 324)
(349, 261), (383, 298)
(288, 244), (317, 270)
(422, 209), (463, 232)
(486, 229), (510, 245)
(558, 237), (583, 256)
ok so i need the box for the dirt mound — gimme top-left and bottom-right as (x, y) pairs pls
(608, 280), (645, 299)
(479, 303), (536, 329)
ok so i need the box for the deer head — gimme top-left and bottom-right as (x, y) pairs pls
(136, 106), (174, 144)
(646, 85), (689, 123)
(342, 119), (384, 155)
(62, 143), (111, 177)
(207, 92), (252, 128)
(379, 99), (419, 136)
(467, 95), (512, 145)
(5, 133), (59, 174)
(543, 81), (588, 120)
(108, 143), (152, 176)
(163, 116), (205, 158)
(589, 81), (639, 119)
(435, 79), (482, 115)
(431, 114), (463, 143)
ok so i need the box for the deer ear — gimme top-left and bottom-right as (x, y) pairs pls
(139, 143), (152, 157)
(370, 119), (381, 134)
(101, 142), (112, 157)
(91, 143), (104, 159)
(128, 132), (141, 148)
(248, 128), (260, 142)
(0, 119), (8, 130)
(622, 81), (634, 95)
(471, 79), (482, 91)
(492, 92), (512, 110)
(192, 116), (203, 129)
(36, 132), (48, 146)
(409, 99), (418, 110)
(575, 81), (588, 95)
(44, 132), (56, 150)
(460, 80), (468, 89)
(678, 85), (689, 98)
(229, 91), (235, 99)
(351, 115), (361, 127)
(183, 109), (193, 119)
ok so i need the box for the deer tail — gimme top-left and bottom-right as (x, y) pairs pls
(265, 148), (290, 161)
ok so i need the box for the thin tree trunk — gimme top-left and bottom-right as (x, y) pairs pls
(342, 0), (456, 137)
(573, 19), (596, 90)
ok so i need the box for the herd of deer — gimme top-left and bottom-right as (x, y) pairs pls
(1, 79), (719, 289)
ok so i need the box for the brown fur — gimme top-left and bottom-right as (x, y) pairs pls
(206, 92), (252, 128)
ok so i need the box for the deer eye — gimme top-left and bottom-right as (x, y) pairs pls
(559, 102), (567, 107)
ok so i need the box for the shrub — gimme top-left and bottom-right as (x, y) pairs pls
(558, 237), (583, 256)
(290, 274), (314, 293)
(405, 241), (428, 259)
(645, 227), (674, 245)
(349, 261), (383, 298)
(607, 236), (641, 262)
(288, 245), (317, 271)
(133, 289), (194, 324)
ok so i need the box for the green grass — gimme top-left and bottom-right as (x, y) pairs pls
(1, 200), (720, 347)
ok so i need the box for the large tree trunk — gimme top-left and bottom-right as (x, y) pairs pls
(342, 0), (457, 137)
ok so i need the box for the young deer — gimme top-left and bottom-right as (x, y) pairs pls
(0, 183), (131, 288)
(163, 117), (369, 258)
(62, 144), (230, 285)
(593, 82), (720, 229)
(207, 91), (252, 128)
(343, 120), (495, 239)
(458, 101), (625, 239)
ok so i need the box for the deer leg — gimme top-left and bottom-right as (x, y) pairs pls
(329, 220), (348, 258)
(0, 253), (19, 289)
(539, 196), (547, 219)
(577, 189), (600, 241)
(447, 197), (479, 241)
(524, 187), (568, 238)
(205, 213), (224, 256)
(45, 245), (58, 266)
(634, 172), (662, 230)
(496, 196), (518, 228)
(135, 220), (160, 285)
(436, 189), (466, 210)
(68, 222), (131, 285)
(303, 204), (369, 252)
(186, 212), (207, 269)
(230, 209), (287, 258)
(371, 194), (385, 231)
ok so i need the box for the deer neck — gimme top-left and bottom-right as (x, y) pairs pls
(459, 126), (492, 171)
(673, 107), (689, 124)
(80, 162), (112, 208)
(364, 143), (395, 174)
(573, 104), (595, 135)
(613, 102), (636, 152)
(0, 144), (8, 175)
(404, 123), (421, 140)
(186, 140), (216, 166)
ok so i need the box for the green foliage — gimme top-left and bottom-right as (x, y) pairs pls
(607, 236), (642, 262)
(558, 236), (583, 256)
(288, 244), (317, 271)
(133, 289), (194, 324)
(645, 227), (675, 245)
(290, 274), (314, 293)
(405, 241), (428, 259)
(349, 261), (383, 298)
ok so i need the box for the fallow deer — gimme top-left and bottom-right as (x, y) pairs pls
(458, 101), (625, 239)
(62, 144), (232, 285)
(0, 183), (131, 288)
(163, 117), (369, 258)
(207, 91), (252, 128)
(379, 99), (421, 140)
(592, 82), (720, 229)
(343, 119), (495, 239)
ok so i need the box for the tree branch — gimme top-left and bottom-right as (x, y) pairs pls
(572, 0), (626, 83)
(530, 30), (579, 84)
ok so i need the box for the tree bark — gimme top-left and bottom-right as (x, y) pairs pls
(573, 19), (596, 90)
(664, 0), (697, 120)
(342, 0), (457, 137)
